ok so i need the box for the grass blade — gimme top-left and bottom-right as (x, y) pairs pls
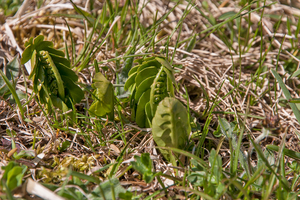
(271, 69), (300, 124)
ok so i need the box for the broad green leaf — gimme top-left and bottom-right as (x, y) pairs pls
(124, 71), (137, 91)
(49, 53), (71, 68)
(208, 149), (223, 183)
(137, 59), (161, 72)
(131, 153), (157, 183)
(1, 162), (27, 191)
(128, 64), (139, 76)
(118, 56), (134, 96)
(29, 49), (37, 79)
(89, 72), (114, 117)
(35, 41), (53, 51)
(21, 44), (34, 64)
(135, 67), (158, 86)
(5, 56), (20, 80)
(57, 63), (78, 82)
(0, 56), (20, 96)
(50, 95), (69, 113)
(119, 56), (134, 83)
(0, 69), (24, 119)
(62, 76), (84, 103)
(135, 76), (155, 101)
(44, 46), (65, 57)
(135, 89), (150, 127)
(33, 35), (45, 46)
(152, 97), (190, 161)
(24, 37), (33, 47)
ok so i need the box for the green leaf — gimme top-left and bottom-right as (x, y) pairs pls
(58, 140), (71, 152)
(63, 76), (84, 103)
(135, 89), (151, 128)
(49, 53), (71, 68)
(118, 56), (135, 95)
(131, 153), (156, 183)
(33, 35), (45, 46)
(5, 56), (20, 80)
(42, 51), (65, 100)
(127, 64), (139, 76)
(152, 97), (190, 161)
(271, 69), (300, 125)
(0, 56), (20, 96)
(21, 44), (34, 64)
(88, 178), (126, 200)
(119, 191), (133, 200)
(1, 162), (27, 191)
(267, 145), (300, 161)
(89, 72), (114, 117)
(29, 49), (37, 79)
(155, 57), (173, 71)
(57, 63), (78, 82)
(35, 41), (53, 51)
(135, 67), (158, 86)
(0, 69), (25, 119)
(218, 11), (237, 20)
(136, 59), (161, 72)
(135, 76), (155, 101)
(44, 46), (65, 57)
(24, 37), (33, 47)
(50, 95), (69, 113)
(124, 71), (137, 91)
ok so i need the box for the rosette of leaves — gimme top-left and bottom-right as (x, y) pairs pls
(152, 97), (190, 162)
(21, 35), (84, 113)
(124, 56), (177, 127)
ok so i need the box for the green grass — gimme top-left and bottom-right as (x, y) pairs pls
(1, 0), (300, 199)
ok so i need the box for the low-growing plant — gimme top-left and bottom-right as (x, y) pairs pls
(0, 0), (23, 17)
(125, 56), (191, 161)
(88, 72), (114, 120)
(0, 161), (27, 192)
(152, 97), (191, 162)
(124, 56), (177, 128)
(21, 35), (84, 114)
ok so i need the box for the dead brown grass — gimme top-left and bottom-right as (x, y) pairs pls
(0, 0), (300, 198)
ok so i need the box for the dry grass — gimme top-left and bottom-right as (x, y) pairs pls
(0, 0), (300, 199)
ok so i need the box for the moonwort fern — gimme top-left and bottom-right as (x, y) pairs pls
(21, 35), (84, 113)
(125, 56), (191, 162)
(124, 56), (177, 128)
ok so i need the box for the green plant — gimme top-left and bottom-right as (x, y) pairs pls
(21, 35), (84, 114)
(131, 153), (168, 197)
(124, 56), (177, 128)
(187, 149), (226, 199)
(0, 161), (27, 192)
(0, 57), (26, 119)
(0, 0), (22, 17)
(124, 56), (190, 161)
(131, 153), (160, 184)
(152, 97), (190, 162)
(6, 129), (35, 160)
(88, 72), (114, 120)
